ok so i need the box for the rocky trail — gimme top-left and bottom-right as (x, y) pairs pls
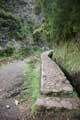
(0, 60), (27, 120)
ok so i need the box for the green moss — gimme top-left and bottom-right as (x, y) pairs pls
(46, 91), (78, 98)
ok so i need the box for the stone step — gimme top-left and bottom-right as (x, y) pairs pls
(41, 51), (73, 95)
(35, 96), (80, 111)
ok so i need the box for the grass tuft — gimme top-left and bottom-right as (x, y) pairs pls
(53, 41), (80, 73)
(23, 56), (40, 103)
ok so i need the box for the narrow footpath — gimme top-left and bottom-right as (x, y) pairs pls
(0, 60), (27, 120)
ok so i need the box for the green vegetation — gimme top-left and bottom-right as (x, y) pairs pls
(21, 49), (42, 103)
(53, 41), (80, 95)
(53, 41), (80, 73)
(23, 58), (40, 102)
(13, 47), (32, 60)
(0, 46), (43, 66)
(36, 0), (80, 43)
(47, 91), (78, 98)
(0, 8), (32, 40)
(0, 6), (20, 39)
(0, 56), (14, 65)
(0, 47), (29, 63)
(0, 0), (33, 45)
(13, 46), (43, 60)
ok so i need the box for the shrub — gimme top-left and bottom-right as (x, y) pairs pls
(0, 46), (14, 57)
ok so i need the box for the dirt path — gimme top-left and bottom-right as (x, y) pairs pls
(0, 60), (27, 120)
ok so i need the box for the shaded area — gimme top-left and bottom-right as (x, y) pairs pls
(25, 109), (80, 120)
(70, 72), (80, 96)
(58, 65), (80, 97)
(66, 71), (80, 97)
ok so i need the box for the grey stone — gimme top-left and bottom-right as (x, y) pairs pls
(35, 97), (80, 110)
(35, 51), (80, 119)
(41, 51), (73, 95)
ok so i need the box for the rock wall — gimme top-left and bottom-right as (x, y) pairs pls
(7, 0), (34, 23)
(0, 0), (44, 48)
(0, 0), (34, 47)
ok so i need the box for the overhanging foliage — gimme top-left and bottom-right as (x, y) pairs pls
(36, 0), (80, 42)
